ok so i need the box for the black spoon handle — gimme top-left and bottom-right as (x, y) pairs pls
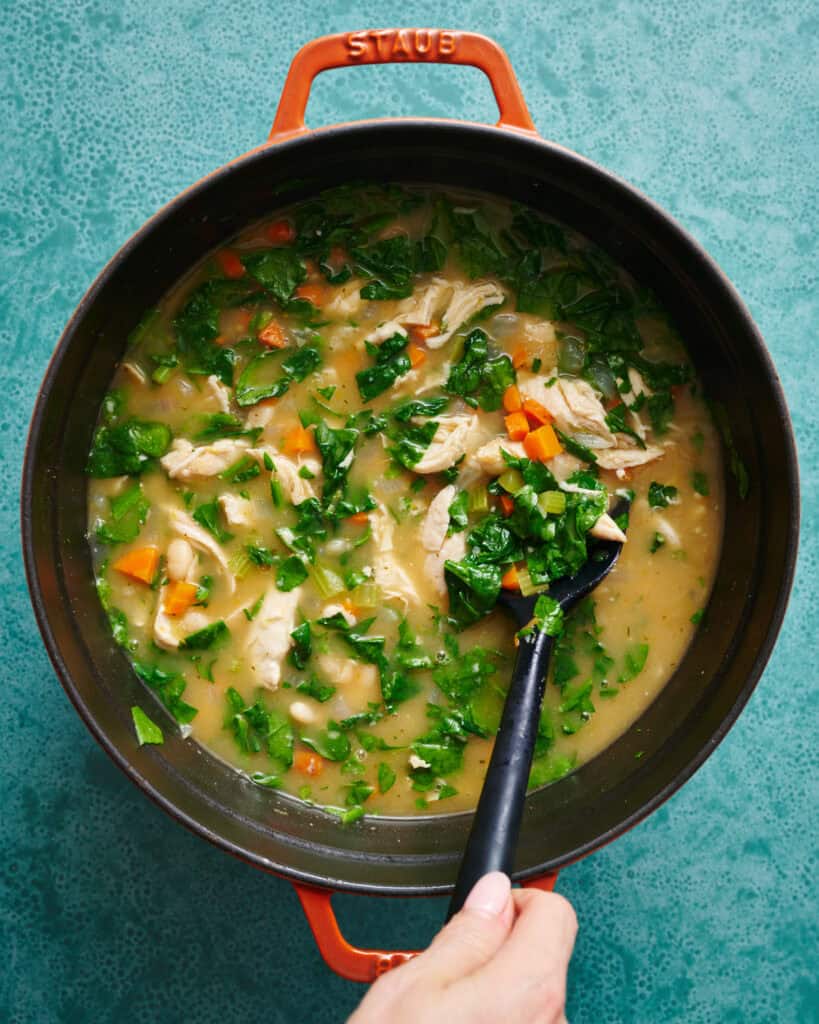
(446, 628), (554, 920)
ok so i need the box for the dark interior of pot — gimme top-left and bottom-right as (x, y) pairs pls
(23, 122), (798, 894)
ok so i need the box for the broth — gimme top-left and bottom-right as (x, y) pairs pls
(86, 185), (723, 819)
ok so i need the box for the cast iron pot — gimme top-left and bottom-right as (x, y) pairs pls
(22, 29), (799, 981)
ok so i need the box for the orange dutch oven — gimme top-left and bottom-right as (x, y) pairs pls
(22, 29), (799, 981)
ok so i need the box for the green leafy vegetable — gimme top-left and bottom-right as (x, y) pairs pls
(131, 706), (164, 745)
(133, 661), (198, 724)
(193, 413), (262, 443)
(87, 419), (172, 477)
(179, 620), (230, 652)
(95, 483), (150, 544)
(356, 332), (411, 402)
(619, 643), (649, 683)
(444, 329), (515, 411)
(692, 470), (710, 496)
(378, 763), (396, 793)
(314, 422), (358, 499)
(300, 724), (351, 762)
(243, 249), (306, 304)
(236, 345), (322, 406)
(276, 555), (309, 592)
(648, 482), (678, 509)
(289, 621), (312, 669)
(193, 498), (234, 544)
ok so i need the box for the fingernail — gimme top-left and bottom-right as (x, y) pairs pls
(464, 872), (511, 918)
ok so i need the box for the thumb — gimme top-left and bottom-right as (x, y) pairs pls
(420, 872), (514, 984)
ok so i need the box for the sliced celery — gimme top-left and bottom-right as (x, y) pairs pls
(518, 567), (549, 597)
(498, 468), (525, 494)
(228, 550), (252, 580)
(468, 485), (489, 513)
(538, 490), (566, 516)
(353, 583), (380, 608)
(309, 562), (346, 599)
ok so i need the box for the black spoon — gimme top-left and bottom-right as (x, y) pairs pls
(446, 502), (629, 919)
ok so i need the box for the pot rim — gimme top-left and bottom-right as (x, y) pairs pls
(21, 119), (800, 895)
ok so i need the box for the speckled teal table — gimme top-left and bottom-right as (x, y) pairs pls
(2, 3), (817, 1022)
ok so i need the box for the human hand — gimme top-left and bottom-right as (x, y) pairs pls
(348, 872), (577, 1024)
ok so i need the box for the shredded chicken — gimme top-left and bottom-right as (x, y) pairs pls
(364, 320), (407, 346)
(369, 507), (420, 608)
(425, 281), (506, 349)
(167, 508), (235, 593)
(519, 373), (616, 449)
(166, 538), (196, 581)
(259, 450), (319, 505)
(161, 438), (252, 480)
(324, 277), (367, 319)
(246, 586), (302, 691)
(205, 374), (231, 413)
(470, 436), (527, 477)
(397, 279), (451, 326)
(413, 414), (481, 474)
(218, 493), (255, 528)
(595, 446), (665, 472)
(589, 513), (628, 544)
(419, 485), (468, 596)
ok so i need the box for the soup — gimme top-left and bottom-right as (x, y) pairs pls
(86, 184), (723, 820)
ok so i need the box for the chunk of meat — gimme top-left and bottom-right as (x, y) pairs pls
(152, 599), (210, 651)
(425, 532), (467, 596)
(161, 438), (252, 480)
(317, 654), (379, 689)
(470, 436), (527, 477)
(205, 374), (231, 413)
(511, 317), (559, 372)
(392, 359), (451, 397)
(518, 373), (616, 449)
(413, 414), (481, 474)
(259, 450), (318, 504)
(595, 446), (665, 472)
(364, 320), (407, 346)
(589, 513), (628, 544)
(425, 282), (506, 349)
(397, 279), (451, 326)
(420, 485), (468, 596)
(218, 493), (255, 528)
(324, 277), (367, 319)
(246, 586), (302, 691)
(321, 602), (357, 627)
(369, 507), (420, 608)
(420, 485), (457, 554)
(167, 508), (235, 593)
(166, 538), (196, 581)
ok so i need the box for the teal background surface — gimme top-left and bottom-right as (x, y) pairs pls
(2, 2), (817, 1021)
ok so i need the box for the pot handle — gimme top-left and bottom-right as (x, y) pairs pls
(292, 872), (558, 983)
(269, 29), (535, 142)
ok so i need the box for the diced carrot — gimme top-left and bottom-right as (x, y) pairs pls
(294, 750), (324, 777)
(523, 423), (563, 463)
(113, 546), (160, 585)
(505, 411), (530, 442)
(294, 283), (325, 307)
(163, 580), (198, 617)
(407, 343), (426, 368)
(501, 565), (520, 590)
(329, 246), (347, 264)
(303, 258), (319, 276)
(522, 398), (554, 426)
(511, 344), (530, 369)
(213, 335), (228, 346)
(282, 426), (317, 456)
(265, 219), (295, 245)
(502, 385), (522, 413)
(258, 396), (278, 408)
(215, 248), (245, 279)
(499, 494), (515, 517)
(340, 596), (358, 618)
(408, 323), (439, 343)
(346, 511), (370, 526)
(258, 320), (287, 349)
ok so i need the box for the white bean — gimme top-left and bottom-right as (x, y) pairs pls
(167, 538), (195, 581)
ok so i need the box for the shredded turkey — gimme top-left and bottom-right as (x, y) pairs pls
(246, 586), (302, 691)
(419, 485), (468, 596)
(259, 450), (318, 505)
(364, 320), (407, 346)
(324, 278), (367, 319)
(424, 282), (506, 349)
